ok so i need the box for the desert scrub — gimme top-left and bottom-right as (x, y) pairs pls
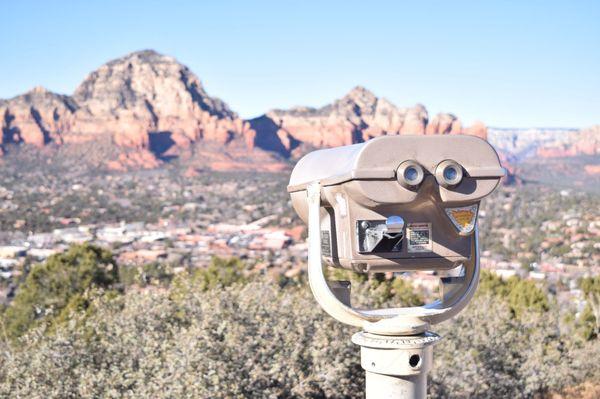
(1, 249), (599, 398)
(0, 281), (363, 399)
(430, 295), (600, 398)
(477, 269), (550, 317)
(1, 244), (118, 340)
(327, 268), (424, 308)
(169, 256), (250, 305)
(1, 279), (599, 398)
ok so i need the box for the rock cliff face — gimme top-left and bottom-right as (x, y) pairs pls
(2, 50), (595, 172)
(14, 49), (594, 173)
(249, 86), (487, 158)
(71, 50), (255, 152)
(1, 50), (264, 169)
(536, 125), (600, 158)
(1, 86), (77, 150)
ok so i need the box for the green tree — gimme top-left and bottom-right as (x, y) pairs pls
(478, 269), (512, 298)
(507, 278), (550, 316)
(579, 304), (598, 340)
(1, 244), (118, 339)
(478, 270), (549, 317)
(579, 276), (600, 340)
(118, 262), (174, 287)
(193, 256), (248, 290)
(171, 256), (248, 300)
(389, 277), (425, 307)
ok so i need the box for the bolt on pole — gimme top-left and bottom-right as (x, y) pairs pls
(353, 331), (440, 399)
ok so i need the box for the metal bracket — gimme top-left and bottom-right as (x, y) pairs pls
(306, 181), (481, 335)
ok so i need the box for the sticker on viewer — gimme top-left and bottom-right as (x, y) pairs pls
(407, 223), (432, 253)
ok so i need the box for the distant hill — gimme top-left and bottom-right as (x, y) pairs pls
(1, 49), (597, 174)
(1, 49), (493, 171)
(249, 85), (487, 159)
(0, 50), (282, 172)
(488, 127), (600, 161)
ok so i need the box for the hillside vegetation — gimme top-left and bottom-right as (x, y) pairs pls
(1, 245), (599, 398)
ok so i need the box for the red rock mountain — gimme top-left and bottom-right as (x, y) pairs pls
(1, 50), (275, 170)
(536, 125), (600, 158)
(70, 51), (255, 149)
(1, 50), (490, 170)
(250, 86), (487, 158)
(0, 86), (77, 149)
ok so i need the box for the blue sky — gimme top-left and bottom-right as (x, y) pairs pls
(1, 1), (599, 128)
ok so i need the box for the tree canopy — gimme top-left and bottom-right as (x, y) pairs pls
(478, 270), (550, 317)
(1, 244), (118, 339)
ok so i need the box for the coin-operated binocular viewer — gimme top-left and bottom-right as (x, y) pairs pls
(288, 135), (504, 399)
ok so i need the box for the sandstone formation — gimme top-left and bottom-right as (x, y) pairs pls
(462, 121), (488, 139)
(1, 86), (76, 148)
(537, 125), (600, 158)
(1, 50), (511, 171)
(1, 50), (266, 170)
(249, 86), (488, 157)
(70, 50), (256, 153)
(3, 49), (595, 172)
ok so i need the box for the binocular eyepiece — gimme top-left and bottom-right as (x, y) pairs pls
(288, 134), (505, 394)
(288, 135), (504, 273)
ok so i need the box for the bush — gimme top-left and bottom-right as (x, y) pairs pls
(1, 279), (598, 398)
(478, 270), (550, 317)
(170, 256), (249, 300)
(0, 244), (118, 340)
(0, 282), (363, 398)
(430, 295), (599, 398)
(579, 276), (600, 340)
(118, 262), (174, 288)
(1, 250), (598, 398)
(328, 268), (424, 308)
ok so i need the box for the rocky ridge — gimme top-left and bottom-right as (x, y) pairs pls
(7, 49), (588, 173)
(1, 50), (267, 170)
(0, 86), (77, 149)
(250, 86), (487, 158)
(535, 125), (600, 158)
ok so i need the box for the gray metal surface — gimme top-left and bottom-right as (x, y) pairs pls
(288, 134), (504, 272)
(353, 331), (441, 399)
(288, 134), (504, 193)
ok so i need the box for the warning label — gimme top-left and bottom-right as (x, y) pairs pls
(407, 223), (432, 253)
(321, 231), (331, 257)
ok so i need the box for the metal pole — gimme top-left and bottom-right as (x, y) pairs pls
(352, 331), (440, 399)
(365, 372), (426, 399)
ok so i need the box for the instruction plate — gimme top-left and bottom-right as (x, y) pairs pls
(321, 231), (331, 257)
(407, 223), (432, 253)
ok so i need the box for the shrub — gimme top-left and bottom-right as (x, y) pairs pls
(0, 244), (118, 340)
(118, 262), (174, 288)
(478, 270), (549, 317)
(579, 276), (600, 340)
(430, 295), (598, 398)
(0, 282), (363, 398)
(1, 279), (598, 398)
(170, 256), (249, 300)
(1, 251), (598, 398)
(328, 268), (424, 308)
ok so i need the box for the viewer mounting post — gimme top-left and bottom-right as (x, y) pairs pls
(288, 135), (504, 398)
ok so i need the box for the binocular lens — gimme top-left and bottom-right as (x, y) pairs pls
(443, 166), (458, 181)
(397, 161), (424, 188)
(404, 166), (419, 182)
(435, 160), (463, 187)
